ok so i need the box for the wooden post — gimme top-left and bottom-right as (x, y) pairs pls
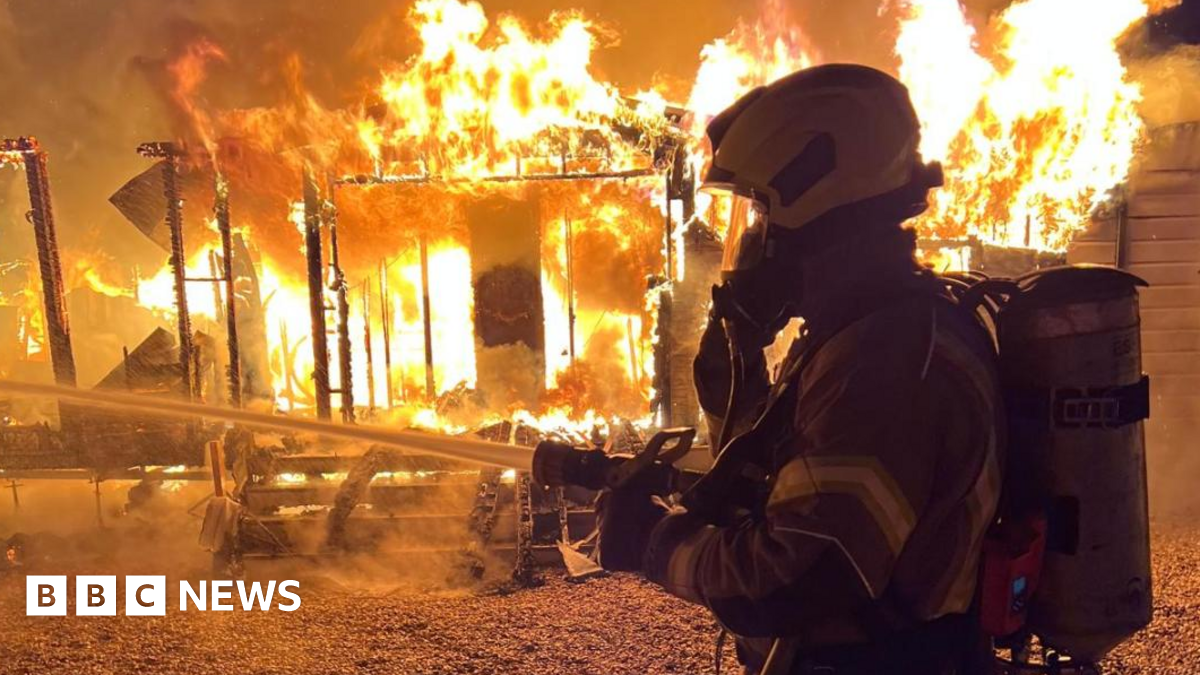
(363, 281), (377, 412)
(303, 167), (332, 420)
(419, 235), (436, 399)
(328, 198), (354, 423)
(565, 214), (576, 363)
(6, 138), (77, 388)
(207, 440), (226, 499)
(215, 174), (242, 407)
(7, 480), (21, 514)
(92, 476), (104, 529)
(378, 260), (395, 408)
(164, 154), (194, 400)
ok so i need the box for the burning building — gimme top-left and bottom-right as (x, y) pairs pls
(0, 0), (1189, 591)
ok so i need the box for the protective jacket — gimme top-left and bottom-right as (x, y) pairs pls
(644, 277), (1004, 674)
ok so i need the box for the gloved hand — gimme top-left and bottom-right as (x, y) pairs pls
(594, 487), (676, 572)
(710, 282), (783, 352)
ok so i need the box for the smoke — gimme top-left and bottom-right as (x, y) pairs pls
(1, 479), (216, 576)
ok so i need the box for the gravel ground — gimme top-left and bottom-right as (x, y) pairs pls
(1103, 517), (1200, 675)
(0, 571), (738, 675)
(0, 519), (1196, 675)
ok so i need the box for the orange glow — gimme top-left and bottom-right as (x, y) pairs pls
(896, 0), (1149, 252)
(363, 0), (661, 180)
(27, 0), (1152, 436)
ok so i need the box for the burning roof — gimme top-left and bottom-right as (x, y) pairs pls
(0, 0), (1174, 435)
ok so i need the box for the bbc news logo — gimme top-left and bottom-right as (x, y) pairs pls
(26, 576), (301, 616)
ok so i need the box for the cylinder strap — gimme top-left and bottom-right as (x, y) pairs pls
(1007, 376), (1150, 430)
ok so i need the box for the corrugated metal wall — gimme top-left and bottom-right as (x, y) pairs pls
(1068, 123), (1200, 512)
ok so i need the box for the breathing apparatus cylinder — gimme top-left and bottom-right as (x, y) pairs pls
(998, 266), (1152, 662)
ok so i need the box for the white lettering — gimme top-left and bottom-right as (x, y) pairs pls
(179, 580), (206, 611)
(276, 580), (301, 612)
(211, 580), (233, 611)
(237, 580), (276, 611)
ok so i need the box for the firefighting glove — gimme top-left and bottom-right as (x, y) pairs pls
(593, 487), (677, 573)
(694, 300), (772, 420)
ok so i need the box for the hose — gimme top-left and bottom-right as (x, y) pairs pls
(715, 317), (745, 455)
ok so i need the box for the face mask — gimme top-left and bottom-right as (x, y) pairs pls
(714, 196), (800, 338)
(720, 194), (769, 277)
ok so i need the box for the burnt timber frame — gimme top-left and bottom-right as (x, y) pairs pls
(2, 137), (77, 388)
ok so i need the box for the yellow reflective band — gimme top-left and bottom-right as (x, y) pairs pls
(768, 456), (917, 557)
(939, 433), (1003, 615)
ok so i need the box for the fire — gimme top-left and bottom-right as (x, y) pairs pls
(683, 1), (817, 237)
(167, 38), (228, 157)
(137, 242), (223, 321)
(391, 243), (477, 396)
(14, 0), (1155, 436)
(364, 0), (659, 180)
(896, 0), (1151, 251)
(685, 1), (816, 133)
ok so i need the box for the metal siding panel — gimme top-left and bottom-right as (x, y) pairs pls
(1142, 330), (1200, 353)
(1142, 308), (1200, 330)
(1149, 396), (1200, 420)
(1124, 263), (1200, 286)
(1127, 241), (1200, 264)
(1128, 194), (1200, 218)
(1138, 287), (1200, 310)
(1126, 217), (1200, 241)
(1146, 374), (1200, 396)
(1132, 171), (1200, 195)
(1144, 353), (1200, 376)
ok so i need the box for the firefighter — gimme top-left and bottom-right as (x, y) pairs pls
(596, 64), (1005, 674)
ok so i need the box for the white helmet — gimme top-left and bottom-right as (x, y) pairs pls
(705, 64), (943, 274)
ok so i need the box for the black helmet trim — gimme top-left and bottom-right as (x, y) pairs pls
(769, 163), (943, 257)
(770, 132), (837, 208)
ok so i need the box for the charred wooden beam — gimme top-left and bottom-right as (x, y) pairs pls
(3, 138), (76, 388)
(565, 215), (576, 363)
(419, 235), (436, 399)
(327, 197), (354, 423)
(303, 167), (332, 420)
(511, 472), (539, 587)
(137, 141), (194, 400)
(362, 280), (376, 412)
(215, 174), (242, 408)
(378, 261), (396, 407)
(666, 222), (723, 428)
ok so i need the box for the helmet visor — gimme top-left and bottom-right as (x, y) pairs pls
(720, 193), (770, 274)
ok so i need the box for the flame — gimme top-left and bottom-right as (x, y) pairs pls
(97, 0), (1155, 436)
(392, 243), (477, 396)
(682, 1), (817, 238)
(896, 0), (1150, 251)
(167, 38), (228, 156)
(365, 0), (659, 180)
(685, 1), (816, 132)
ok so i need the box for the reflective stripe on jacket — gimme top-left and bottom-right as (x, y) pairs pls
(648, 293), (1004, 661)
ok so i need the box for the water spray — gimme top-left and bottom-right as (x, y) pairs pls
(0, 380), (533, 471)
